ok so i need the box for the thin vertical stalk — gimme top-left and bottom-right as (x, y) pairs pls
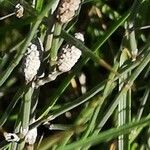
(50, 22), (62, 65)
(16, 87), (34, 150)
(118, 48), (131, 150)
(22, 87), (34, 132)
(117, 0), (141, 148)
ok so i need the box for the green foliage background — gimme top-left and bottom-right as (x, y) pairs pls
(0, 0), (150, 150)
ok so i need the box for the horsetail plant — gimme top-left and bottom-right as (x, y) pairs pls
(17, 38), (43, 148)
(0, 0), (150, 150)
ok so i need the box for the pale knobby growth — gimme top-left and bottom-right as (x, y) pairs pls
(18, 118), (37, 144)
(15, 3), (24, 18)
(56, 0), (81, 23)
(22, 38), (43, 83)
(78, 73), (87, 94)
(34, 33), (84, 87)
(3, 132), (20, 142)
(131, 48), (138, 61)
(0, 3), (24, 20)
(25, 118), (37, 144)
(57, 32), (84, 72)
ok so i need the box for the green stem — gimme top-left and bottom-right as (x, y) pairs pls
(118, 49), (131, 150)
(16, 87), (34, 150)
(22, 88), (34, 131)
(35, 0), (44, 13)
(50, 22), (62, 65)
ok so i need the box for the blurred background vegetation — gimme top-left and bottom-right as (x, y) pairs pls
(0, 0), (150, 150)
